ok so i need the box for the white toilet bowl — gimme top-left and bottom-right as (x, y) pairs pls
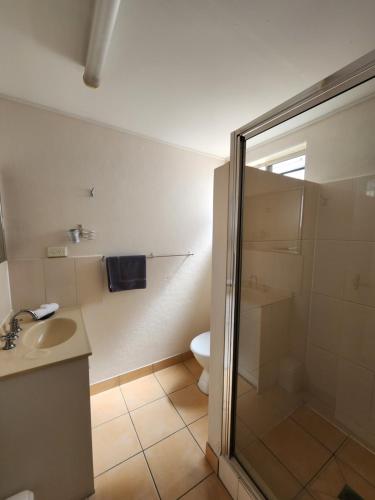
(6, 492), (34, 500)
(190, 331), (210, 395)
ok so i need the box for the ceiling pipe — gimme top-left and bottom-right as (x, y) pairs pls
(83, 0), (121, 88)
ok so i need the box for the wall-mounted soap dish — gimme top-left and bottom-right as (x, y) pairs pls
(67, 224), (96, 244)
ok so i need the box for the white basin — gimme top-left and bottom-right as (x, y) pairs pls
(22, 318), (77, 349)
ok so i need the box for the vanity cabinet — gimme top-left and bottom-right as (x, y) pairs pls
(0, 356), (93, 500)
(0, 308), (93, 500)
(238, 287), (291, 393)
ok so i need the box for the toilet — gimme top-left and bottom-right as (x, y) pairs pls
(190, 331), (210, 395)
(6, 492), (34, 500)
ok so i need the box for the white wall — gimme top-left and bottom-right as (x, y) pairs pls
(0, 98), (223, 383)
(208, 163), (229, 456)
(247, 94), (375, 183)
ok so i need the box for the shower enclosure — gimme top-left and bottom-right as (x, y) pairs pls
(224, 52), (375, 499)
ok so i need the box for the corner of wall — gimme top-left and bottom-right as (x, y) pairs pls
(0, 260), (12, 325)
(208, 163), (230, 455)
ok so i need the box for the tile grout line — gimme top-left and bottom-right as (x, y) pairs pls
(241, 409), (342, 490)
(152, 369), (213, 494)
(176, 472), (215, 499)
(166, 381), (196, 395)
(126, 389), (208, 451)
(183, 360), (202, 381)
(166, 383), (209, 428)
(119, 369), (198, 411)
(332, 436), (375, 490)
(185, 413), (210, 454)
(155, 377), (197, 396)
(91, 391), (139, 479)
(303, 434), (349, 493)
(133, 410), (209, 454)
(263, 425), (335, 490)
(257, 432), (312, 489)
(152, 367), (193, 426)
(186, 423), (208, 455)
(124, 372), (202, 499)
(152, 370), (169, 396)
(92, 380), (170, 415)
(129, 414), (162, 500)
(120, 370), (211, 498)
(291, 487), (310, 500)
(142, 426), (187, 452)
(93, 449), (144, 479)
(91, 396), (145, 481)
(302, 455), (338, 493)
(119, 383), (162, 500)
(154, 366), (208, 429)
(301, 439), (351, 493)
(91, 365), (209, 497)
(334, 460), (375, 492)
(289, 412), (347, 455)
(155, 365), (209, 434)
(117, 362), (197, 398)
(154, 361), (197, 386)
(188, 413), (209, 425)
(131, 371), (188, 449)
(91, 410), (129, 430)
(120, 392), (166, 412)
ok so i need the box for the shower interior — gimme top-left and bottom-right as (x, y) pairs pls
(233, 78), (375, 499)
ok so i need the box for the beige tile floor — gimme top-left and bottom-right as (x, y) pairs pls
(235, 376), (375, 499)
(90, 359), (231, 499)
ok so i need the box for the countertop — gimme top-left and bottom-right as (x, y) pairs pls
(241, 285), (292, 308)
(0, 307), (92, 380)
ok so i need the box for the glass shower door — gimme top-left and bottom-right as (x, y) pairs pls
(231, 75), (375, 500)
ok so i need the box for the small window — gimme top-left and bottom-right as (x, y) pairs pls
(261, 154), (306, 180)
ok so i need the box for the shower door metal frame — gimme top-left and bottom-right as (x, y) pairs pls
(222, 49), (375, 498)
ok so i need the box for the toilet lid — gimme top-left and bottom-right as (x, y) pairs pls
(191, 331), (210, 357)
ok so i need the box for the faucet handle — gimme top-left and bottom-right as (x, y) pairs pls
(2, 331), (18, 340)
(10, 317), (22, 333)
(1, 333), (16, 350)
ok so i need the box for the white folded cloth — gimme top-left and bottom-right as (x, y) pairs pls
(32, 303), (59, 320)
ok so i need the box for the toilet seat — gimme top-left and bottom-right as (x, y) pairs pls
(190, 331), (210, 358)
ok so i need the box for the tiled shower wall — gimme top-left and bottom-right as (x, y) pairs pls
(307, 174), (375, 448)
(240, 168), (375, 448)
(241, 168), (319, 364)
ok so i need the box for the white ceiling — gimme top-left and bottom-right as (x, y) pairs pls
(0, 0), (375, 158)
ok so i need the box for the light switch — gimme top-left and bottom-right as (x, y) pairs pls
(47, 246), (68, 258)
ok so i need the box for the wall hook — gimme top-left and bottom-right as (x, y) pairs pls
(89, 187), (95, 198)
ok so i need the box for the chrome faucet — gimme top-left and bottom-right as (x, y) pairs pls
(1, 309), (38, 351)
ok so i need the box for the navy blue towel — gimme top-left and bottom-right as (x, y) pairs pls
(106, 255), (146, 292)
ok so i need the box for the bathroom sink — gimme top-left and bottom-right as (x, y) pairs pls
(22, 318), (77, 349)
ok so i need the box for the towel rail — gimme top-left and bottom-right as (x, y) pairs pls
(101, 252), (193, 262)
(147, 252), (194, 259)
